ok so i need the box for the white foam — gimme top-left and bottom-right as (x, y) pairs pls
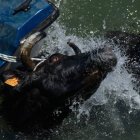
(42, 23), (140, 131)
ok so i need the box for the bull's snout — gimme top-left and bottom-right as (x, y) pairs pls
(89, 47), (117, 72)
(99, 47), (117, 71)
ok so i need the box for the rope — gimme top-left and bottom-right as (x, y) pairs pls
(0, 53), (17, 63)
(0, 53), (46, 63)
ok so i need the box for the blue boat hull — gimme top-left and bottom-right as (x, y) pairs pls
(0, 0), (59, 68)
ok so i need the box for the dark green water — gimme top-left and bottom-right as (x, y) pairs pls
(58, 0), (140, 36)
(1, 0), (140, 140)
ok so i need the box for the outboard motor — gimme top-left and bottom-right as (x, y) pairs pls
(0, 0), (59, 71)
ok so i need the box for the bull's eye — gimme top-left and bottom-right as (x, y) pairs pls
(50, 56), (60, 64)
(49, 54), (64, 64)
(52, 57), (59, 63)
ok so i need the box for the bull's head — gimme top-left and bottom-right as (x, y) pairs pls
(19, 33), (117, 101)
(1, 32), (117, 129)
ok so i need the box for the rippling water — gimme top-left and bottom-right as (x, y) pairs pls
(48, 0), (140, 139)
(1, 0), (140, 139)
(55, 0), (140, 35)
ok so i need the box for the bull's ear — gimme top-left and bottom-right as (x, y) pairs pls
(67, 41), (81, 55)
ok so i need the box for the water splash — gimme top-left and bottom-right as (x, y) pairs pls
(53, 0), (63, 8)
(41, 23), (140, 139)
(79, 50), (140, 112)
(43, 22), (140, 111)
(42, 23), (108, 55)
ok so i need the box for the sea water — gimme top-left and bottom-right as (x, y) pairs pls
(1, 0), (140, 139)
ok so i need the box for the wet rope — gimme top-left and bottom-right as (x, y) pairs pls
(0, 53), (46, 63)
(0, 53), (17, 63)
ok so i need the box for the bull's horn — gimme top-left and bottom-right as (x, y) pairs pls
(20, 32), (46, 71)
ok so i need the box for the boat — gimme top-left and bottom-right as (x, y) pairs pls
(0, 0), (59, 71)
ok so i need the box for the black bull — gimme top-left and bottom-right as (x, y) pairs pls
(0, 41), (117, 130)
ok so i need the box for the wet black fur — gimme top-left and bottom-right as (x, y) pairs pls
(0, 45), (116, 132)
